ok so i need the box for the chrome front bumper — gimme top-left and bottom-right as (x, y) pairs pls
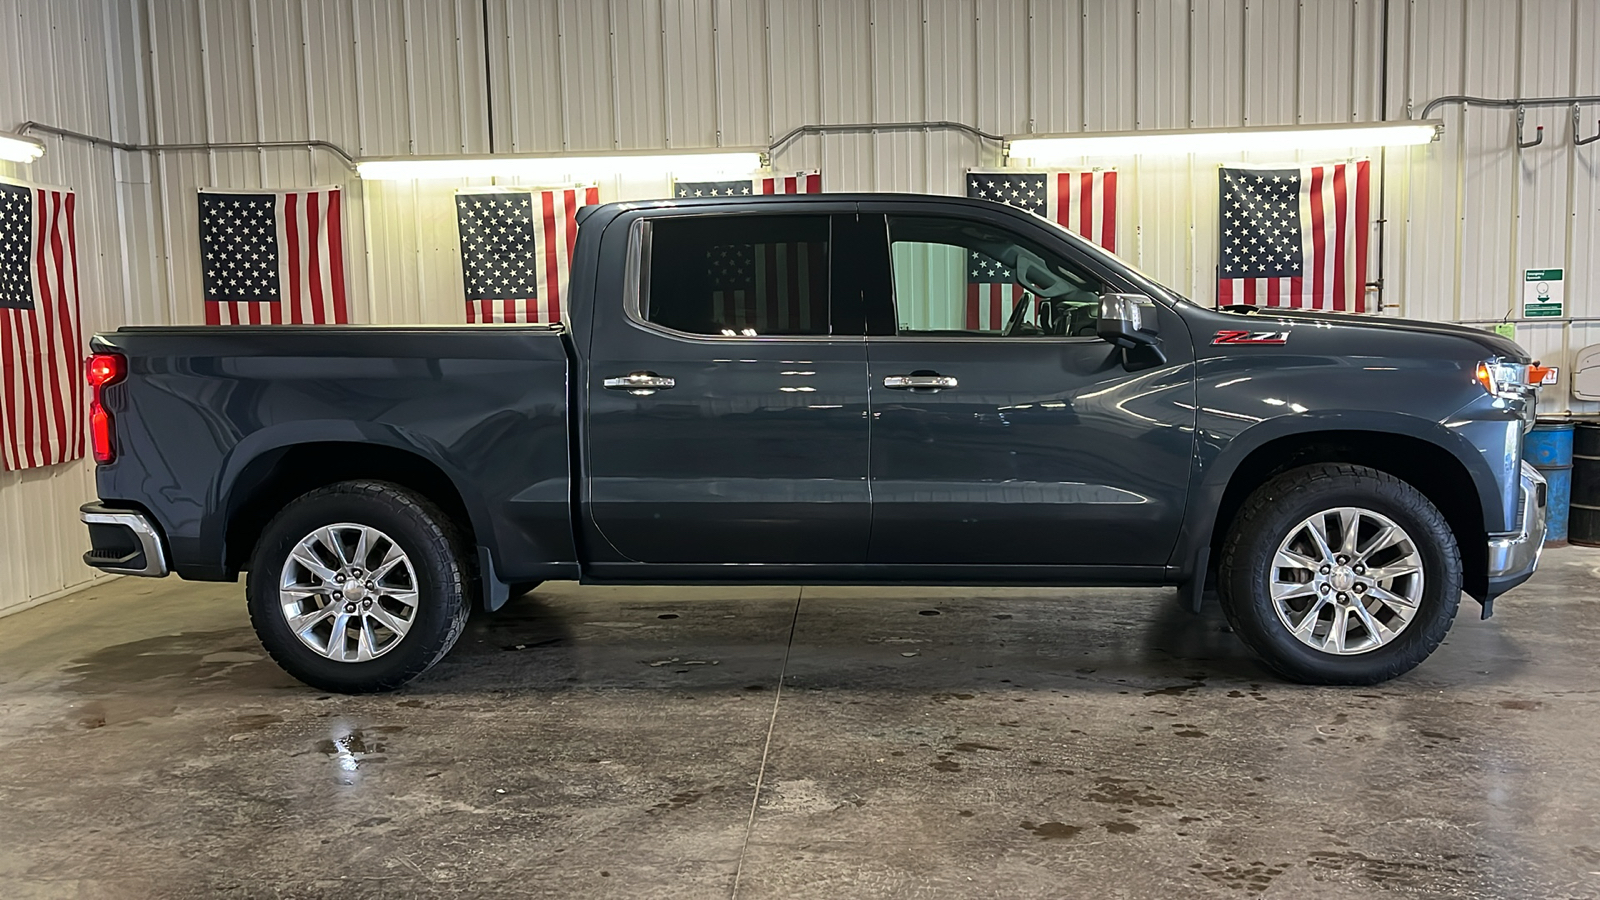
(1486, 461), (1547, 596)
(80, 503), (170, 577)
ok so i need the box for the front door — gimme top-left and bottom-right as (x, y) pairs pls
(860, 208), (1196, 568)
(584, 209), (872, 564)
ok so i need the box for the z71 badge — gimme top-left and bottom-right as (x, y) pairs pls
(1213, 330), (1289, 345)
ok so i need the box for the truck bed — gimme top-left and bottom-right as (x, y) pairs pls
(89, 324), (577, 587)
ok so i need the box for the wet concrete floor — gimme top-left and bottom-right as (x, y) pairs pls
(2, 549), (1600, 898)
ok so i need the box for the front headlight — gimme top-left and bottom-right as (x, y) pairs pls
(1476, 358), (1533, 400)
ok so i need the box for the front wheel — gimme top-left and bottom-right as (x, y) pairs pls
(246, 480), (471, 693)
(1217, 463), (1462, 685)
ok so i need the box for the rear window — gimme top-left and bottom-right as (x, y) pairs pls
(644, 215), (830, 337)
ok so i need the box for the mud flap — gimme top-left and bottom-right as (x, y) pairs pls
(478, 546), (512, 612)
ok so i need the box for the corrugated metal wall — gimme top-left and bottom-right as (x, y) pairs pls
(0, 0), (136, 615)
(3, 0), (1598, 612)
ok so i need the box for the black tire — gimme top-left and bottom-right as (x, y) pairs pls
(1217, 463), (1462, 685)
(246, 480), (471, 693)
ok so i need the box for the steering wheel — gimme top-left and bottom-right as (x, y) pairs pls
(1002, 293), (1036, 336)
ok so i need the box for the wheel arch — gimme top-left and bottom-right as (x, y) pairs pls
(217, 429), (486, 580)
(1189, 423), (1495, 601)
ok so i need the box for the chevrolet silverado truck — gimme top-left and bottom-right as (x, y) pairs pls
(80, 193), (1547, 693)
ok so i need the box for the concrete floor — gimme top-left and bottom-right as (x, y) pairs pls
(2, 552), (1600, 899)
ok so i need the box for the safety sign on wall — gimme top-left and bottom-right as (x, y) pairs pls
(1523, 268), (1565, 318)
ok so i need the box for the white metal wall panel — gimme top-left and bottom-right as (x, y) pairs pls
(0, 0), (132, 615)
(660, 0), (713, 148)
(1189, 0), (1245, 129)
(1027, 0), (1082, 134)
(714, 1), (771, 146)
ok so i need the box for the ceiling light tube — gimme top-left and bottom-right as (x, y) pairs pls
(1007, 120), (1443, 162)
(356, 149), (766, 181)
(0, 130), (46, 164)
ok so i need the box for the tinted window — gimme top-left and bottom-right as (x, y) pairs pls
(645, 215), (830, 336)
(886, 216), (1103, 337)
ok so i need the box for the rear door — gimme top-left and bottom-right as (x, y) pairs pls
(859, 204), (1196, 568)
(583, 207), (873, 564)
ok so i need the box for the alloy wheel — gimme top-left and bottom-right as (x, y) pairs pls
(1269, 506), (1425, 655)
(278, 523), (419, 662)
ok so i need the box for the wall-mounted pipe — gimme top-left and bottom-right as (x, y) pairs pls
(1417, 93), (1600, 121)
(14, 121), (358, 168)
(769, 120), (1005, 158)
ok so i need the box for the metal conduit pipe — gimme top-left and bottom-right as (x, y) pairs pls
(769, 121), (1006, 158)
(14, 121), (359, 168)
(1416, 94), (1600, 120)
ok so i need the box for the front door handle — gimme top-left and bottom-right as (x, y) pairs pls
(883, 374), (958, 391)
(604, 371), (676, 396)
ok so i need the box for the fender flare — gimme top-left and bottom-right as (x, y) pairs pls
(206, 420), (497, 574)
(1173, 410), (1503, 569)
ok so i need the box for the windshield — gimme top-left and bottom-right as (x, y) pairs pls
(1032, 211), (1196, 307)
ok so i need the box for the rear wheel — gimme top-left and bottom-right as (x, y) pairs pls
(1218, 463), (1461, 684)
(246, 480), (471, 693)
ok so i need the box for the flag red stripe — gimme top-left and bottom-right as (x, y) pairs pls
(966, 283), (980, 331)
(1101, 171), (1117, 251)
(64, 191), (83, 455)
(541, 190), (561, 326)
(1353, 160), (1371, 314)
(1331, 164), (1348, 313)
(306, 192), (325, 325)
(1309, 166), (1326, 312)
(44, 190), (70, 456)
(283, 193), (302, 325)
(1079, 172), (1094, 246)
(327, 190), (348, 323)
(764, 242), (780, 331)
(1266, 277), (1281, 308)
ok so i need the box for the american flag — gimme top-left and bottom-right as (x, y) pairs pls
(456, 185), (597, 324)
(0, 180), (84, 471)
(965, 170), (1118, 330)
(708, 238), (827, 335)
(200, 188), (348, 325)
(1216, 161), (1371, 312)
(673, 170), (821, 199)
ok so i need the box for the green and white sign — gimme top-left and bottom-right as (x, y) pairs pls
(1523, 268), (1565, 318)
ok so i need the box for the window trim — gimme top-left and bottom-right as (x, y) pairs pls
(879, 213), (1109, 343)
(623, 213), (852, 344)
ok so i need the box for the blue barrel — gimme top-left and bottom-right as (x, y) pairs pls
(1525, 421), (1574, 543)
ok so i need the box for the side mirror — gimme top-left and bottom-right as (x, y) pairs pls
(1097, 293), (1167, 366)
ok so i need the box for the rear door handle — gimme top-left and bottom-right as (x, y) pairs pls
(883, 374), (958, 391)
(604, 371), (675, 395)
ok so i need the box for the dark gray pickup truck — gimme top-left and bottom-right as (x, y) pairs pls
(80, 193), (1547, 692)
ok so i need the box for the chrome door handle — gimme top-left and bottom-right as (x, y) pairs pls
(883, 374), (958, 391)
(603, 371), (676, 395)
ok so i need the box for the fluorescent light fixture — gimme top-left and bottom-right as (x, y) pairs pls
(0, 130), (46, 164)
(1007, 120), (1442, 161)
(356, 149), (765, 181)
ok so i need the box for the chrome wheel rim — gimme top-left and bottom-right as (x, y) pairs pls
(1269, 506), (1425, 655)
(279, 523), (419, 663)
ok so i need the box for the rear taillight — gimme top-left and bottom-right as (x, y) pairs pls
(86, 352), (126, 464)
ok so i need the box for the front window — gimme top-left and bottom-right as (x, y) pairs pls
(886, 216), (1104, 337)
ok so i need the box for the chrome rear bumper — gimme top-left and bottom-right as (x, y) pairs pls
(81, 503), (170, 577)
